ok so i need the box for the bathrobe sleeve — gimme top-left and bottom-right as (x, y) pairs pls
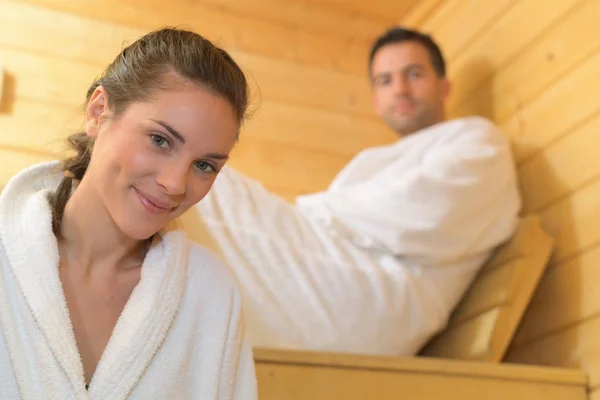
(219, 290), (258, 400)
(298, 119), (522, 265)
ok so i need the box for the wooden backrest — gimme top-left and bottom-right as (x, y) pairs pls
(419, 215), (554, 362)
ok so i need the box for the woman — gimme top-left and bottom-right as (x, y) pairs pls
(0, 28), (257, 399)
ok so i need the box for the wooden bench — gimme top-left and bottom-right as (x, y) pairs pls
(252, 215), (589, 398)
(254, 348), (587, 399)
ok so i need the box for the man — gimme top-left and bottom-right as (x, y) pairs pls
(186, 27), (521, 356)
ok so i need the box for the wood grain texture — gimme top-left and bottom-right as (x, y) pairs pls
(254, 347), (587, 400)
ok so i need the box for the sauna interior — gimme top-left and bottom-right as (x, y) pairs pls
(0, 0), (598, 398)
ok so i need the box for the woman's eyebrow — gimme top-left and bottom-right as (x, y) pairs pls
(149, 119), (186, 144)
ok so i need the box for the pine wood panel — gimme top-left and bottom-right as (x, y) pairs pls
(303, 0), (419, 23)
(446, 0), (580, 116)
(512, 244), (600, 346)
(506, 316), (600, 390)
(12, 0), (374, 76)
(420, 0), (516, 62)
(518, 111), (600, 213)
(184, 0), (387, 40)
(452, 0), (600, 126)
(501, 49), (600, 162)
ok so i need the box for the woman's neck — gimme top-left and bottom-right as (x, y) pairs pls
(58, 179), (150, 275)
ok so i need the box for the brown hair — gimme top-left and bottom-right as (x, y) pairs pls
(49, 27), (249, 234)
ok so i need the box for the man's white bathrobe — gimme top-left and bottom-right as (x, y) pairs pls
(192, 116), (522, 356)
(0, 163), (257, 399)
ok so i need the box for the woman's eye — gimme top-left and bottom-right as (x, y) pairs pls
(195, 161), (217, 174)
(151, 134), (170, 149)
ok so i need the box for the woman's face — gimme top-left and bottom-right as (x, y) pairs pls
(85, 76), (239, 240)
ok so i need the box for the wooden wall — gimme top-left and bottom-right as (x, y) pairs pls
(0, 0), (411, 200)
(402, 0), (600, 397)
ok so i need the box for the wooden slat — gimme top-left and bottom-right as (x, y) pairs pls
(254, 348), (587, 386)
(453, 0), (600, 125)
(13, 0), (374, 76)
(0, 0), (144, 65)
(0, 96), (394, 159)
(591, 389), (600, 400)
(448, 261), (517, 326)
(422, 216), (553, 361)
(303, 0), (418, 23)
(244, 101), (395, 155)
(501, 49), (600, 162)
(483, 216), (542, 271)
(0, 147), (55, 187)
(422, 0), (516, 62)
(0, 45), (375, 120)
(255, 348), (586, 400)
(228, 139), (349, 194)
(518, 111), (600, 213)
(0, 48), (98, 107)
(186, 0), (386, 40)
(540, 177), (600, 265)
(512, 244), (600, 346)
(401, 0), (444, 29)
(506, 315), (600, 389)
(233, 51), (374, 117)
(421, 308), (501, 360)
(0, 100), (83, 151)
(446, 0), (580, 116)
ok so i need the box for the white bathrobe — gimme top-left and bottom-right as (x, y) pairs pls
(193, 116), (522, 356)
(0, 163), (257, 399)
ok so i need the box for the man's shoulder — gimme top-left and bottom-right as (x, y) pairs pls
(435, 116), (506, 145)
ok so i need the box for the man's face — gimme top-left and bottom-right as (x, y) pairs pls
(371, 41), (450, 136)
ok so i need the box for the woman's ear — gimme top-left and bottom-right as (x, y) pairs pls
(85, 86), (109, 139)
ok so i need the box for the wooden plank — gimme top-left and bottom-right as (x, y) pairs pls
(518, 111), (600, 213)
(0, 96), (394, 158)
(512, 244), (600, 347)
(423, 216), (553, 361)
(303, 0), (418, 23)
(506, 315), (599, 389)
(228, 138), (349, 194)
(449, 262), (516, 325)
(591, 389), (600, 400)
(0, 47), (98, 107)
(401, 0), (444, 29)
(254, 348), (587, 385)
(0, 100), (83, 152)
(420, 0), (516, 62)
(0, 41), (376, 119)
(245, 100), (395, 154)
(446, 0), (580, 114)
(483, 216), (545, 271)
(0, 0), (144, 65)
(540, 177), (600, 264)
(453, 0), (600, 125)
(500, 49), (600, 162)
(233, 51), (375, 117)
(421, 307), (501, 360)
(0, 146), (55, 187)
(0, 47), (376, 119)
(256, 361), (586, 400)
(13, 0), (374, 76)
(187, 0), (387, 40)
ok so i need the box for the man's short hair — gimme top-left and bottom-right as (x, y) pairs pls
(369, 26), (446, 78)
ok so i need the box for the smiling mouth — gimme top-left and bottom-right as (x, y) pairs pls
(133, 188), (174, 214)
